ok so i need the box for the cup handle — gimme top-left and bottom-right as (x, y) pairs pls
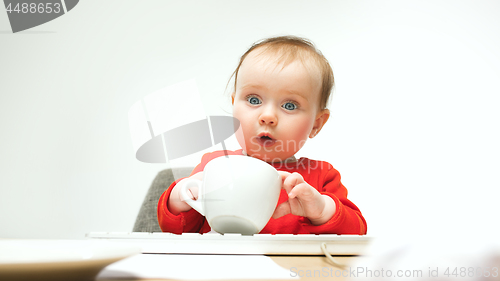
(179, 179), (205, 216)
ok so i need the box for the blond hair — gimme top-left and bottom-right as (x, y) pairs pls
(230, 36), (334, 110)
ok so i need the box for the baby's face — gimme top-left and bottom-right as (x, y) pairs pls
(232, 50), (327, 162)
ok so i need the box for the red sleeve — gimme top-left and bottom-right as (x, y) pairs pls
(157, 178), (208, 234)
(299, 164), (367, 235)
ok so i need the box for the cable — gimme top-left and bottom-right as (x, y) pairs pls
(321, 242), (347, 269)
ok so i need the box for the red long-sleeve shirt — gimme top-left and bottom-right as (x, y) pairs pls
(158, 150), (367, 235)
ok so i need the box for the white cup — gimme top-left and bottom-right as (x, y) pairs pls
(180, 155), (281, 235)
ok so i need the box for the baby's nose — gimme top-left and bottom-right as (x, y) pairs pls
(260, 118), (275, 125)
(259, 109), (277, 125)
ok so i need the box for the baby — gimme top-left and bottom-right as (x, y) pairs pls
(158, 36), (367, 234)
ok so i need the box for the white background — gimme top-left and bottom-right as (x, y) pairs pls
(1, 0), (499, 240)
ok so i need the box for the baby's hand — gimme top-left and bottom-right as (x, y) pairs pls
(167, 172), (203, 215)
(272, 171), (336, 225)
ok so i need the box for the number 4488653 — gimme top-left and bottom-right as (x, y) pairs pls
(5, 2), (62, 14)
(443, 267), (498, 278)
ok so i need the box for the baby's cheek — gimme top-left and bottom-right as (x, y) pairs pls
(234, 127), (248, 150)
(294, 123), (313, 140)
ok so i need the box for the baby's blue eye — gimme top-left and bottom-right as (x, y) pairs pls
(283, 102), (297, 111)
(248, 96), (261, 105)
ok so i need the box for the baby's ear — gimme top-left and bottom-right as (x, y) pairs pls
(309, 109), (330, 138)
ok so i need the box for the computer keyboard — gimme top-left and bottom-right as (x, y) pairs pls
(86, 232), (371, 255)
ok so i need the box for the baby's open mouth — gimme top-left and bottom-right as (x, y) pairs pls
(256, 134), (276, 147)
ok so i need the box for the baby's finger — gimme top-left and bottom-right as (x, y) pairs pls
(288, 183), (314, 199)
(277, 171), (291, 184)
(272, 201), (291, 219)
(181, 185), (199, 201)
(282, 172), (305, 194)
